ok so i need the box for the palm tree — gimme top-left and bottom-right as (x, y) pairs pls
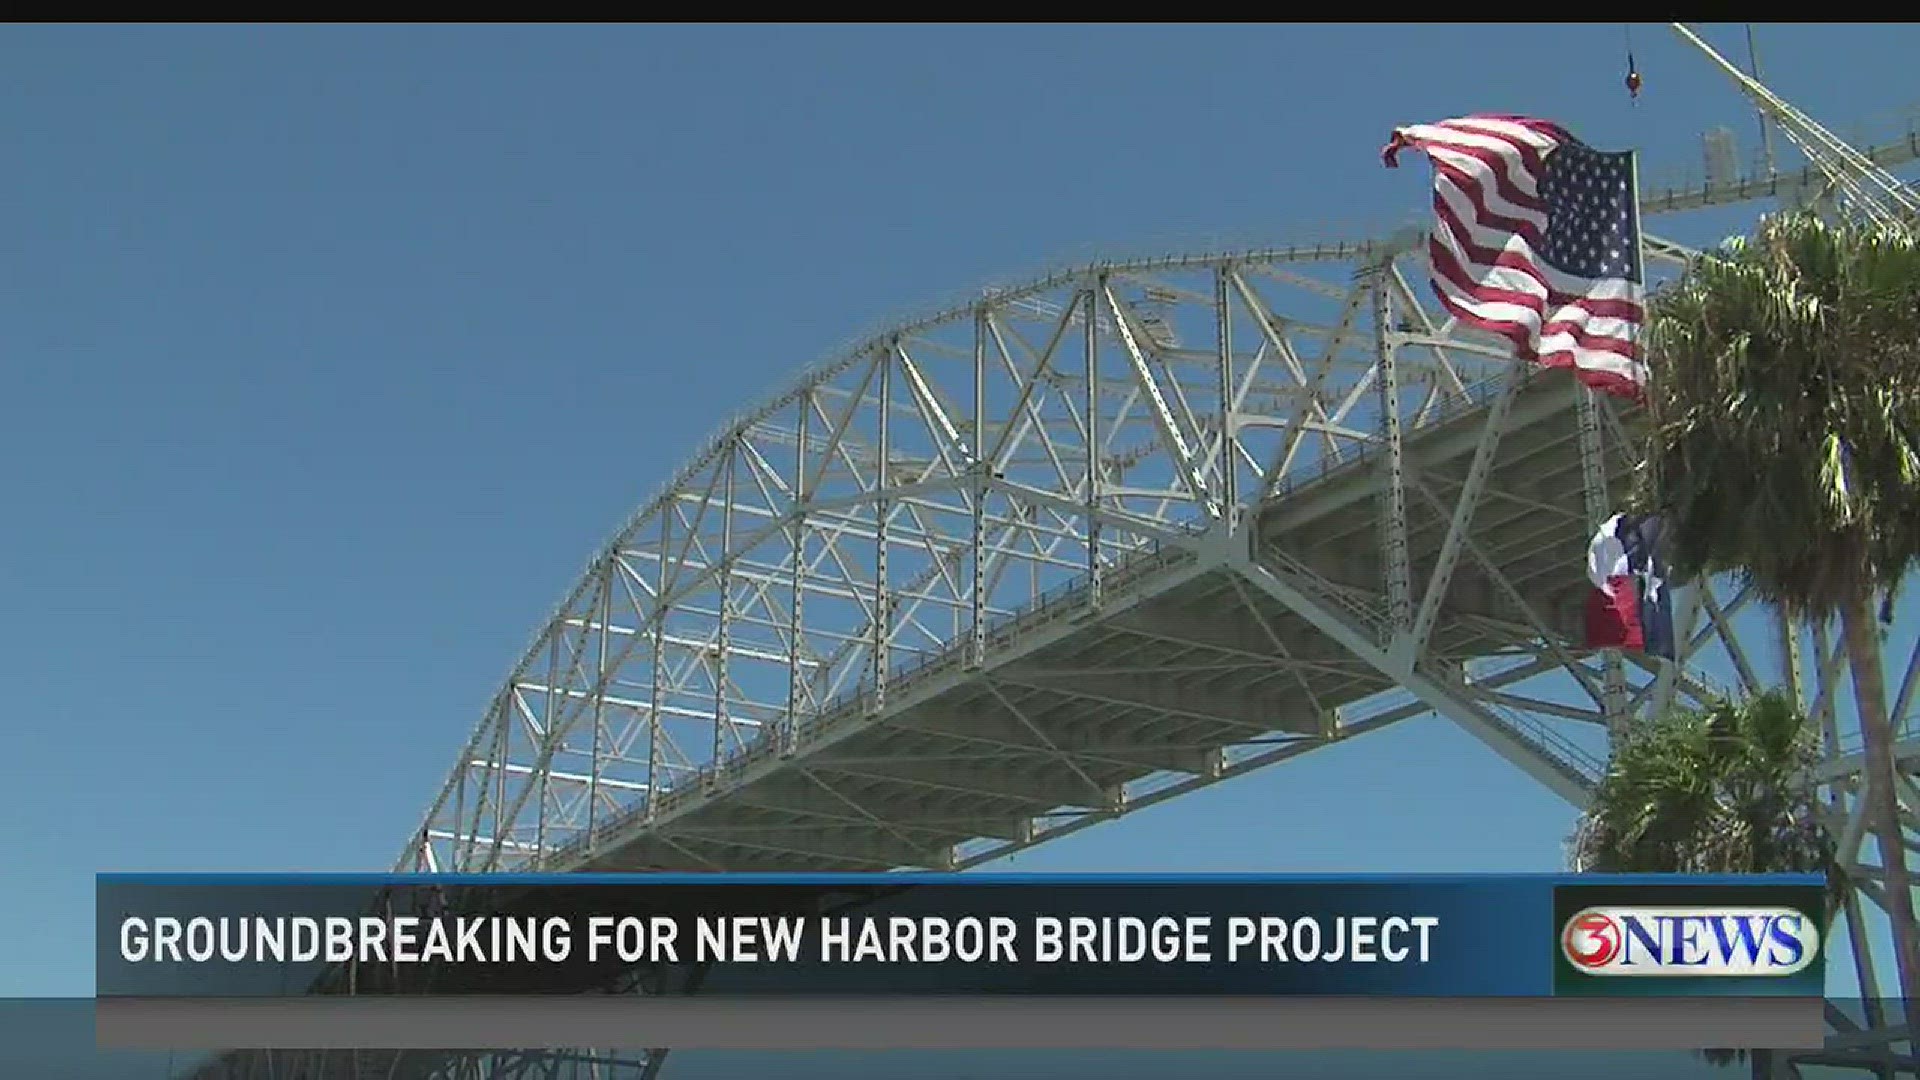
(1570, 690), (1838, 884)
(1640, 210), (1920, 1034)
(1571, 690), (1840, 1078)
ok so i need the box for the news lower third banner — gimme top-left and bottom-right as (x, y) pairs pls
(96, 872), (1829, 1051)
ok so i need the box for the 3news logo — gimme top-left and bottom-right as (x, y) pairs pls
(1552, 883), (1825, 996)
(1561, 907), (1818, 976)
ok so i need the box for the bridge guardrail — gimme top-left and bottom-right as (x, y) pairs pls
(1257, 545), (1389, 641)
(1480, 697), (1606, 787)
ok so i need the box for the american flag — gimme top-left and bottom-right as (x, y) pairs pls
(1383, 116), (1648, 399)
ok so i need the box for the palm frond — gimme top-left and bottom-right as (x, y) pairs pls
(1569, 690), (1839, 902)
(1640, 211), (1920, 620)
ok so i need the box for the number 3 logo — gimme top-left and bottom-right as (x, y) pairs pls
(1562, 911), (1622, 969)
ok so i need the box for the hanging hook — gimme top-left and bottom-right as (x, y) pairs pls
(1624, 24), (1642, 100)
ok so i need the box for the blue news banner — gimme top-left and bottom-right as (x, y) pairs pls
(95, 873), (1826, 999)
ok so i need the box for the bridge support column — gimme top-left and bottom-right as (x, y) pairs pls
(1370, 266), (1413, 653)
(1083, 283), (1104, 615)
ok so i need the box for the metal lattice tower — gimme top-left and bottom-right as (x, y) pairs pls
(188, 92), (1920, 1080)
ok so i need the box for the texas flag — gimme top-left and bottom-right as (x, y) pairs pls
(1583, 512), (1676, 661)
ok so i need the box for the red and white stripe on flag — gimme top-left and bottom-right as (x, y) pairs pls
(1383, 116), (1648, 400)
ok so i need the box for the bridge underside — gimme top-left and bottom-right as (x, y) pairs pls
(554, 371), (1621, 876)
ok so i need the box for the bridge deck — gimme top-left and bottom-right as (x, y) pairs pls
(544, 371), (1631, 876)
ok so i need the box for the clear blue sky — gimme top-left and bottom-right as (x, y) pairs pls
(3, 23), (1917, 1008)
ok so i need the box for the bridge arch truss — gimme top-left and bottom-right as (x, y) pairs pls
(402, 235), (1632, 880)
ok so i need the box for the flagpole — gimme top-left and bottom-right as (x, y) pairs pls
(1628, 143), (1656, 454)
(1627, 146), (1659, 509)
(1611, 25), (1654, 401)
(1628, 149), (1648, 288)
(1624, 143), (1679, 678)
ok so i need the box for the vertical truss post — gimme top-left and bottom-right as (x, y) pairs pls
(784, 389), (809, 757)
(1372, 265), (1412, 648)
(1780, 608), (1806, 710)
(645, 509), (670, 825)
(872, 347), (893, 713)
(451, 742), (467, 871)
(1814, 621), (1845, 766)
(1214, 264), (1238, 529)
(457, 708), (493, 869)
(587, 568), (611, 857)
(970, 305), (988, 668)
(536, 630), (559, 858)
(487, 698), (509, 869)
(1576, 386), (1630, 739)
(1084, 282), (1103, 612)
(459, 712), (494, 868)
(710, 442), (736, 783)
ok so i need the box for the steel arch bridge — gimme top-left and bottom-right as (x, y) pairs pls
(194, 116), (1920, 1080)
